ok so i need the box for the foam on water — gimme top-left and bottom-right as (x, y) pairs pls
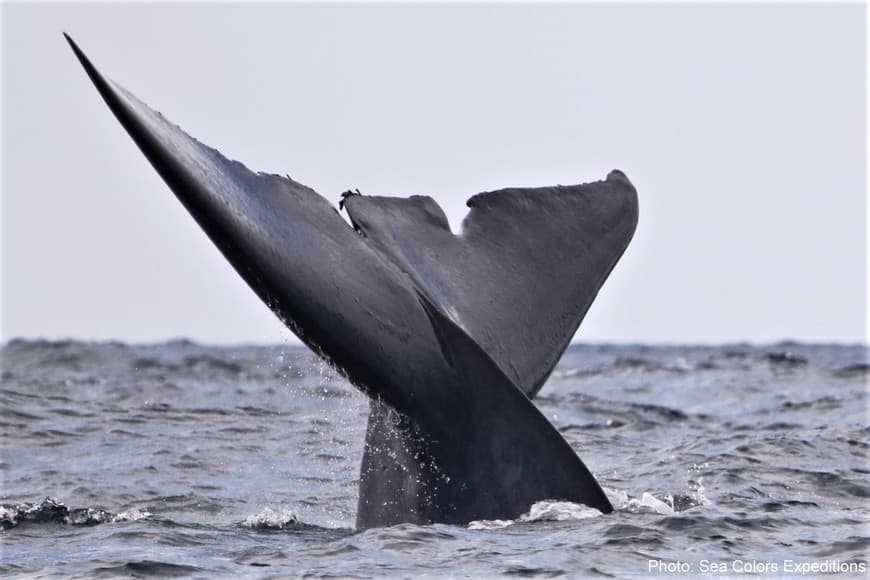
(241, 506), (301, 530)
(469, 500), (603, 530)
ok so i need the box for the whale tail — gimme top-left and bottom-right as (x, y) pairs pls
(66, 34), (636, 529)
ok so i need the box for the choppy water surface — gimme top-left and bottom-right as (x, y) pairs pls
(1, 340), (867, 577)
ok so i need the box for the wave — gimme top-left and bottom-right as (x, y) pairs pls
(240, 506), (324, 531)
(0, 498), (150, 529)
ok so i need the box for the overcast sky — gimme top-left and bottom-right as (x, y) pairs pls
(2, 2), (866, 345)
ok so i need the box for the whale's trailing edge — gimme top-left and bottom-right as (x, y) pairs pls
(65, 35), (637, 529)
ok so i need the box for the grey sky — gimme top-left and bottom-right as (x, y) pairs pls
(2, 2), (866, 345)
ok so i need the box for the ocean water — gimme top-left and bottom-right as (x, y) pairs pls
(1, 339), (867, 577)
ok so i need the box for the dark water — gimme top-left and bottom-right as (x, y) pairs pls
(1, 339), (867, 577)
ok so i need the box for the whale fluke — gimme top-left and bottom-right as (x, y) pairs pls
(65, 35), (637, 529)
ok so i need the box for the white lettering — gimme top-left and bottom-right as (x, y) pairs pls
(700, 560), (728, 573)
(732, 559), (778, 573)
(647, 560), (691, 573)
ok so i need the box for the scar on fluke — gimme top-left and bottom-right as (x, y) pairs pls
(66, 33), (637, 530)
